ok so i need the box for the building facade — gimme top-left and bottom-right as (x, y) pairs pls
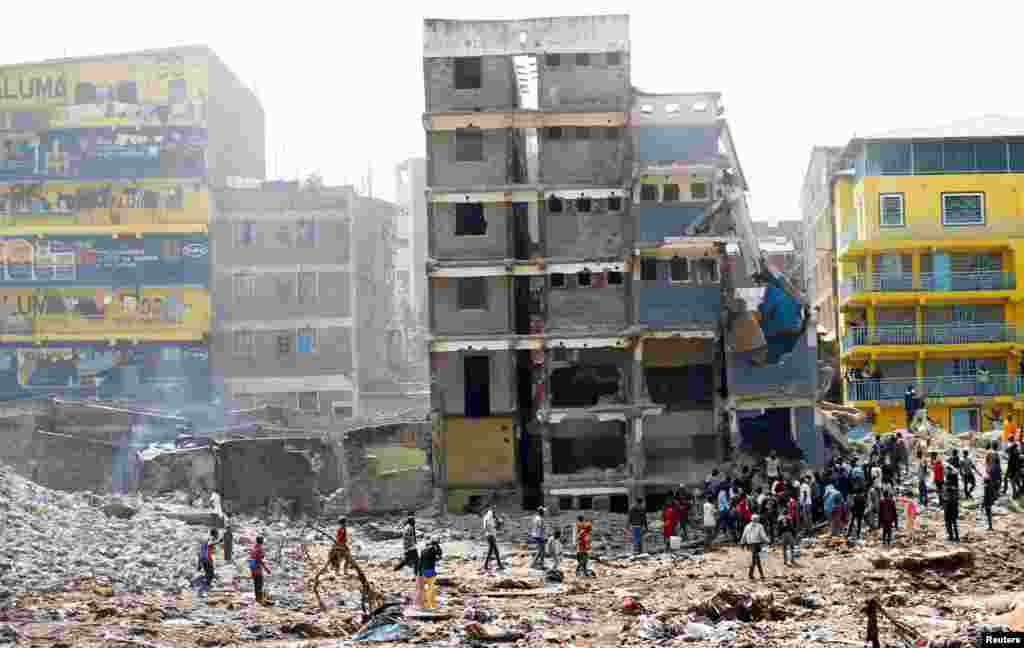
(211, 182), (405, 421)
(423, 15), (818, 512)
(836, 116), (1024, 435)
(0, 46), (264, 407)
(800, 147), (843, 341)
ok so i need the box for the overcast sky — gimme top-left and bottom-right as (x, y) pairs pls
(4, 1), (1021, 223)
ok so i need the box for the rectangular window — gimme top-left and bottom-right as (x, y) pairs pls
(276, 332), (292, 356)
(457, 277), (488, 310)
(297, 271), (317, 303)
(296, 326), (317, 353)
(663, 184), (680, 202)
(575, 126), (590, 140)
(455, 129), (484, 162)
(333, 402), (353, 418)
(575, 53), (590, 66)
(547, 196), (563, 213)
(547, 126), (563, 140)
(576, 198), (591, 212)
(455, 203), (487, 235)
(640, 184), (658, 201)
(976, 141), (1007, 172)
(297, 391), (320, 412)
(942, 192), (985, 226)
(296, 217), (316, 247)
(1010, 141), (1024, 172)
(670, 257), (690, 282)
(879, 193), (905, 227)
(233, 330), (254, 356)
(698, 258), (719, 283)
(454, 57), (482, 90)
(577, 270), (592, 287)
(943, 142), (974, 172)
(233, 273), (255, 301)
(640, 257), (658, 281)
(235, 221), (255, 247)
(690, 182), (708, 200)
(545, 53), (561, 67)
(608, 196), (622, 211)
(550, 273), (566, 288)
(913, 142), (943, 174)
(606, 52), (622, 66)
(605, 127), (620, 140)
(867, 142), (911, 175)
(607, 271), (623, 285)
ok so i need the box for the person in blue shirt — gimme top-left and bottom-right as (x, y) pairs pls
(716, 486), (732, 542)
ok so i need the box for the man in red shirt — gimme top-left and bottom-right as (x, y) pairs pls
(661, 501), (677, 551)
(248, 535), (272, 604)
(329, 517), (350, 575)
(931, 453), (945, 506)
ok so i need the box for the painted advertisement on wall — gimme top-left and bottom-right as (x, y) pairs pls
(0, 50), (208, 129)
(0, 235), (209, 286)
(0, 126), (206, 180)
(0, 286), (209, 338)
(0, 343), (210, 404)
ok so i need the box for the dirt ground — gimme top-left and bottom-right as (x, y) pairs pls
(7, 496), (1023, 648)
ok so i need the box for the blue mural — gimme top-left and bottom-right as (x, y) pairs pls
(0, 343), (209, 404)
(0, 235), (209, 286)
(0, 127), (206, 180)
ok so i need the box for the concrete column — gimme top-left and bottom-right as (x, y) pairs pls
(541, 424), (553, 482)
(911, 251), (922, 290)
(915, 302), (923, 345)
(631, 338), (645, 402)
(628, 415), (645, 501)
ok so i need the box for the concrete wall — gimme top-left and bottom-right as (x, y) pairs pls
(219, 438), (340, 512)
(434, 350), (516, 415)
(423, 15), (630, 59)
(545, 199), (627, 258)
(211, 326), (353, 378)
(141, 447), (216, 494)
(207, 52), (266, 185)
(634, 126), (722, 164)
(428, 130), (512, 188)
(341, 421), (432, 513)
(547, 284), (627, 333)
(431, 276), (511, 335)
(210, 216), (352, 267)
(0, 414), (39, 476)
(367, 467), (433, 513)
(642, 411), (721, 486)
(539, 130), (626, 185)
(539, 52), (630, 110)
(727, 328), (818, 403)
(637, 284), (721, 328)
(31, 431), (125, 493)
(430, 202), (511, 260)
(424, 56), (517, 112)
(635, 205), (707, 242)
(445, 416), (516, 488)
(212, 272), (351, 321)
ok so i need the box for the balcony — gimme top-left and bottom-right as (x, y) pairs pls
(848, 374), (1019, 402)
(842, 271), (1015, 298)
(0, 312), (207, 340)
(844, 322), (1015, 349)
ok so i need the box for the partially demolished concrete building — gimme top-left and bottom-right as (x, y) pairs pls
(423, 15), (819, 513)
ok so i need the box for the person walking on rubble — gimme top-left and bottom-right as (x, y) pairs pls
(329, 517), (352, 576)
(703, 496), (717, 550)
(417, 538), (443, 610)
(628, 498), (649, 555)
(197, 529), (222, 589)
(222, 521), (234, 563)
(248, 535), (271, 604)
(741, 513), (769, 580)
(481, 505), (505, 573)
(943, 461), (960, 542)
(983, 454), (999, 530)
(529, 507), (547, 569)
(661, 499), (677, 552)
(575, 515), (593, 577)
(879, 490), (898, 545)
(846, 486), (867, 540)
(395, 514), (419, 574)
(778, 509), (797, 567)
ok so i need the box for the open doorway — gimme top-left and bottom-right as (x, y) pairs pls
(464, 355), (491, 417)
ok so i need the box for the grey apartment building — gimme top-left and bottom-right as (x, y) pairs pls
(211, 182), (402, 421)
(423, 15), (818, 514)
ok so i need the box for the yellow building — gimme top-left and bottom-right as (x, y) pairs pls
(835, 116), (1024, 435)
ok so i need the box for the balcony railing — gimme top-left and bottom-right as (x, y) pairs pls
(848, 374), (1019, 401)
(844, 322), (1015, 348)
(0, 313), (206, 338)
(842, 271), (1015, 296)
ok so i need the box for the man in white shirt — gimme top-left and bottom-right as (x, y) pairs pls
(703, 497), (717, 550)
(765, 452), (781, 481)
(799, 477), (813, 534)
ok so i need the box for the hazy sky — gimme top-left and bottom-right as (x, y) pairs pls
(4, 1), (1021, 222)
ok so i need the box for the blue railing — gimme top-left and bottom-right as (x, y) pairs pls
(848, 374), (1020, 401)
(843, 271), (1014, 296)
(844, 322), (1016, 348)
